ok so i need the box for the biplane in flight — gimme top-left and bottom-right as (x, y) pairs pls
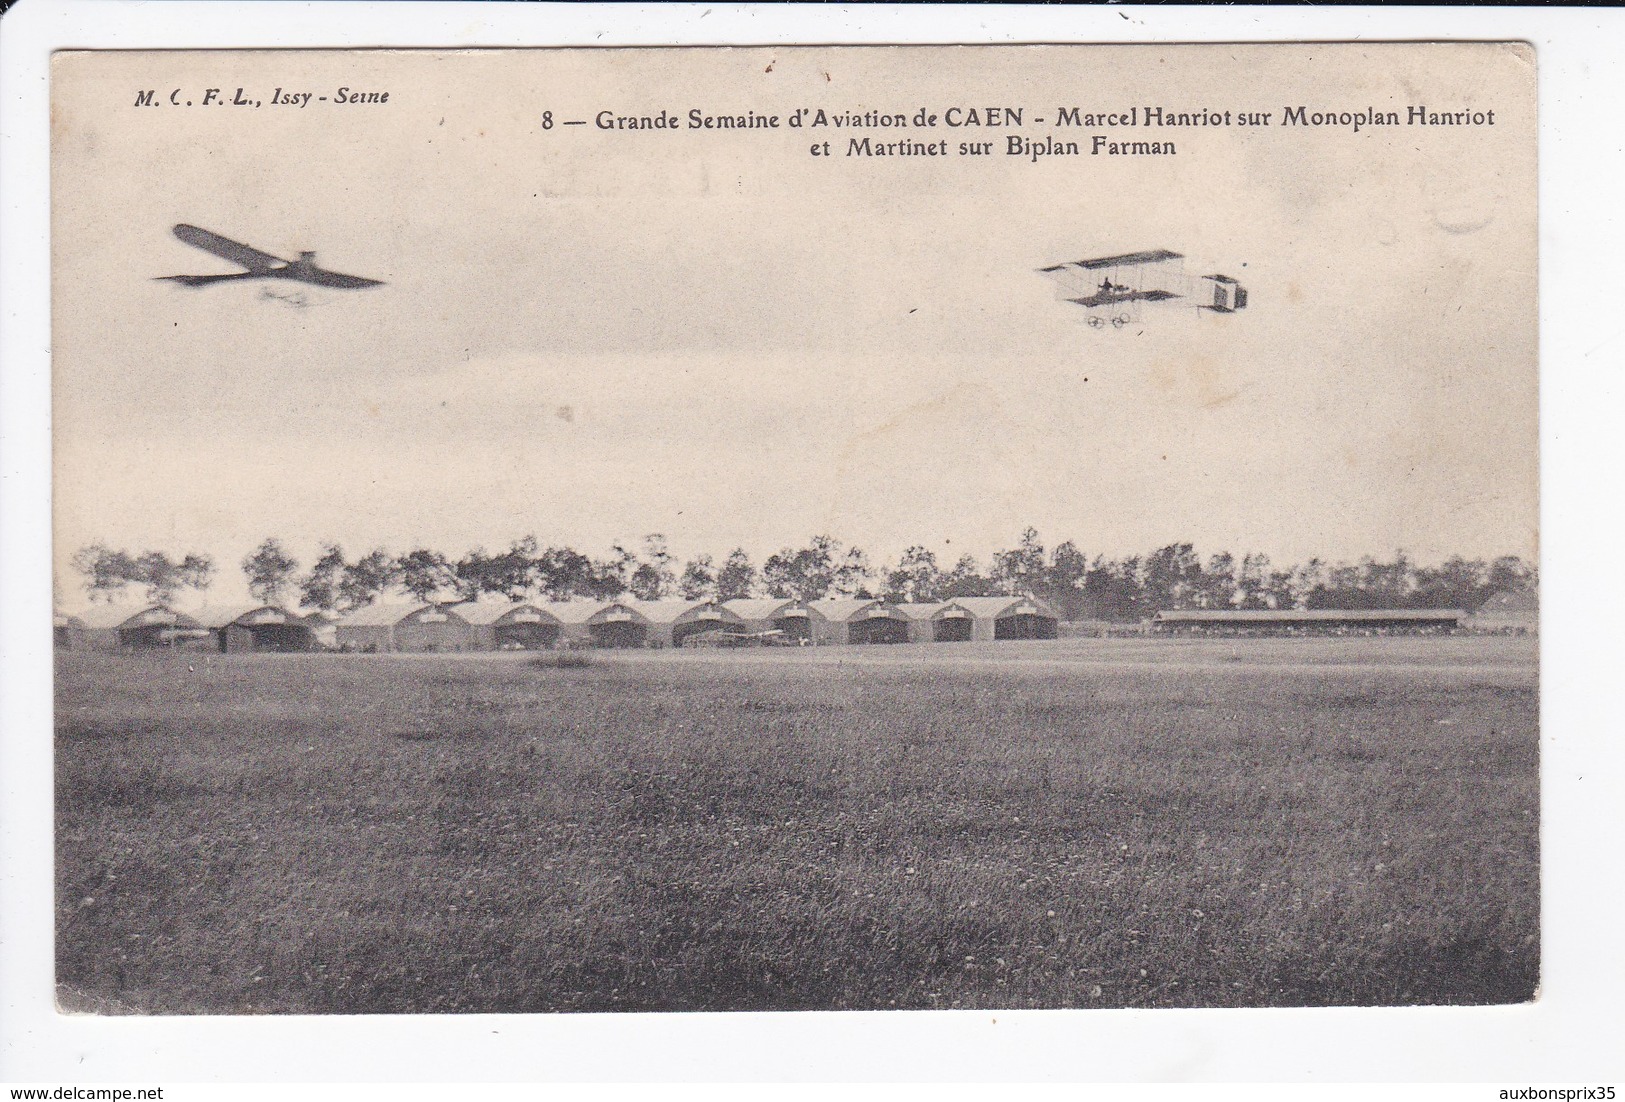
(1038, 248), (1246, 328)
(156, 224), (385, 289)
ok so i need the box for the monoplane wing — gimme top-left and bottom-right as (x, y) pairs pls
(172, 224), (287, 273)
(297, 267), (385, 289)
(154, 271), (265, 287)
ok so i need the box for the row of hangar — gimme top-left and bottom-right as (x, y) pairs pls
(53, 595), (1064, 653)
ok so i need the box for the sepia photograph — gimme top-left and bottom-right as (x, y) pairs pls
(45, 40), (1540, 1019)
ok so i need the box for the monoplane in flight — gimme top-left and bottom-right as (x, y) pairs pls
(156, 224), (385, 289)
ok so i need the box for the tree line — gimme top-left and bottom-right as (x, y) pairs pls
(70, 530), (1535, 622)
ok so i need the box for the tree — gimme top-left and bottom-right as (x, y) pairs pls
(941, 553), (994, 598)
(69, 543), (213, 604)
(495, 535), (541, 597)
(715, 548), (757, 601)
(991, 527), (1046, 596)
(341, 549), (399, 610)
(454, 536), (538, 601)
(834, 544), (873, 597)
(626, 534), (677, 601)
(454, 547), (497, 601)
(126, 550), (214, 602)
(1140, 543), (1202, 611)
(1487, 555), (1535, 594)
(241, 538), (299, 605)
(1198, 552), (1238, 609)
(678, 554), (717, 601)
(1083, 554), (1143, 622)
(1359, 552), (1414, 605)
(587, 543), (637, 600)
(536, 546), (595, 600)
(763, 535), (863, 600)
(883, 546), (944, 604)
(1044, 540), (1090, 619)
(396, 548), (457, 602)
(299, 544), (349, 612)
(1412, 555), (1489, 610)
(1236, 552), (1272, 609)
(71, 543), (142, 603)
(1264, 565), (1299, 610)
(638, 534), (676, 598)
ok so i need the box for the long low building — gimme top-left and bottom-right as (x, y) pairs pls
(807, 598), (910, 645)
(335, 602), (477, 653)
(1152, 608), (1466, 635)
(54, 611), (84, 649)
(549, 599), (650, 648)
(722, 598), (823, 643)
(60, 602), (207, 649)
(896, 601), (959, 643)
(630, 599), (747, 647)
(57, 593), (1072, 652)
(1467, 589), (1537, 635)
(188, 604), (318, 652)
(949, 596), (1061, 641)
(453, 597), (564, 649)
(895, 596), (1061, 642)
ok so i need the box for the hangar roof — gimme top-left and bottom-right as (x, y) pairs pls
(628, 599), (707, 624)
(452, 597), (560, 625)
(547, 600), (650, 624)
(723, 598), (800, 620)
(1475, 589), (1537, 613)
(809, 598), (900, 622)
(336, 601), (433, 628)
(949, 596), (1062, 620)
(71, 601), (195, 630)
(181, 604), (298, 629)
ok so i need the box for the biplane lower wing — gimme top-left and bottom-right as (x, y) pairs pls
(1066, 288), (1181, 308)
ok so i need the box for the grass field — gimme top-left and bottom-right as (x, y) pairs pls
(55, 636), (1539, 1013)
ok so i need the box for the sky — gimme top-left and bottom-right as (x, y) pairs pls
(50, 44), (1537, 605)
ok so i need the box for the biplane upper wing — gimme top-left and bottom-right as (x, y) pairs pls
(1065, 288), (1182, 308)
(172, 224), (287, 273)
(1066, 249), (1184, 270)
(1038, 250), (1185, 279)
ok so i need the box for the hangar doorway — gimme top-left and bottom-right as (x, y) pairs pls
(773, 615), (813, 642)
(495, 622), (560, 649)
(994, 613), (1058, 640)
(220, 622), (314, 653)
(673, 620), (735, 647)
(119, 624), (175, 648)
(850, 617), (908, 645)
(933, 616), (973, 642)
(591, 620), (648, 648)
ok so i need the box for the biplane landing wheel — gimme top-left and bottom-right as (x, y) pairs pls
(1087, 315), (1105, 329)
(1112, 314), (1129, 328)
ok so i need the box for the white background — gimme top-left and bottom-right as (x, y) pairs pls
(3, 2), (1621, 1085)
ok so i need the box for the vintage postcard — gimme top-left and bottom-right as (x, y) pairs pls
(50, 43), (1536, 1015)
